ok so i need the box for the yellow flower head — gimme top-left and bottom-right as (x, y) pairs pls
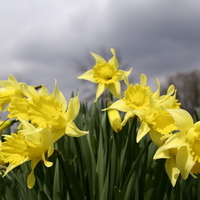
(2, 119), (54, 188)
(28, 94), (65, 129)
(0, 75), (23, 111)
(78, 48), (132, 101)
(153, 110), (199, 186)
(7, 80), (88, 142)
(123, 83), (152, 110)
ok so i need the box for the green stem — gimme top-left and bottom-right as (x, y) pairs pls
(122, 140), (152, 193)
(54, 149), (86, 200)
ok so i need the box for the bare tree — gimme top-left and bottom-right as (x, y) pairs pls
(161, 70), (200, 114)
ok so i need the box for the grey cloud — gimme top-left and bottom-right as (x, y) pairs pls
(1, 0), (200, 100)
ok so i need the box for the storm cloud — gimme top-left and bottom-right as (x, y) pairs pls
(1, 0), (200, 100)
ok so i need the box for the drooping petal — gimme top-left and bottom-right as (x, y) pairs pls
(27, 158), (40, 188)
(165, 157), (180, 187)
(42, 152), (53, 167)
(153, 145), (171, 159)
(137, 121), (150, 142)
(65, 121), (88, 137)
(149, 129), (163, 147)
(176, 145), (195, 180)
(95, 83), (106, 102)
(77, 69), (96, 83)
(109, 82), (122, 99)
(121, 111), (135, 126)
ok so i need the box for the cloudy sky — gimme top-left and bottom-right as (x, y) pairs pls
(1, 0), (200, 101)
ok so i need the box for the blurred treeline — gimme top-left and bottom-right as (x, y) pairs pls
(161, 69), (200, 115)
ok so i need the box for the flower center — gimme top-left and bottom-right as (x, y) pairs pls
(28, 95), (63, 128)
(123, 84), (151, 110)
(93, 62), (118, 84)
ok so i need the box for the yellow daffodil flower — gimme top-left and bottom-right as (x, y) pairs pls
(8, 81), (88, 142)
(0, 75), (24, 111)
(105, 74), (181, 144)
(2, 119), (54, 188)
(153, 110), (200, 186)
(77, 48), (132, 101)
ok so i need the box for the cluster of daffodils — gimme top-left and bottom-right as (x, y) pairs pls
(78, 48), (200, 186)
(0, 75), (88, 188)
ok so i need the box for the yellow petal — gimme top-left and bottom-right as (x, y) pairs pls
(65, 121), (88, 137)
(27, 159), (39, 188)
(77, 69), (95, 83)
(109, 82), (122, 99)
(108, 48), (118, 70)
(123, 68), (132, 85)
(137, 121), (150, 142)
(20, 83), (38, 98)
(65, 95), (80, 121)
(176, 145), (195, 180)
(167, 109), (193, 132)
(95, 83), (106, 102)
(53, 80), (67, 112)
(165, 157), (180, 187)
(121, 111), (135, 126)
(140, 74), (147, 86)
(149, 129), (163, 147)
(104, 99), (129, 113)
(90, 52), (106, 64)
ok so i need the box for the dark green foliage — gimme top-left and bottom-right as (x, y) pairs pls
(1, 101), (200, 200)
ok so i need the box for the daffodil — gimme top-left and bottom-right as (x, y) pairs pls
(0, 75), (23, 111)
(153, 110), (200, 186)
(8, 81), (88, 142)
(2, 119), (54, 188)
(77, 48), (132, 101)
(105, 74), (181, 144)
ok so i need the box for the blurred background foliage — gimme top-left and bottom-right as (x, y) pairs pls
(1, 100), (200, 200)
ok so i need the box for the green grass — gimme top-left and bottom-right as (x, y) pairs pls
(0, 101), (200, 200)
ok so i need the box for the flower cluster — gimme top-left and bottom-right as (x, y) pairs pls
(0, 75), (88, 188)
(78, 48), (200, 186)
(0, 48), (199, 190)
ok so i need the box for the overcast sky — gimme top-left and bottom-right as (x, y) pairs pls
(1, 0), (200, 101)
